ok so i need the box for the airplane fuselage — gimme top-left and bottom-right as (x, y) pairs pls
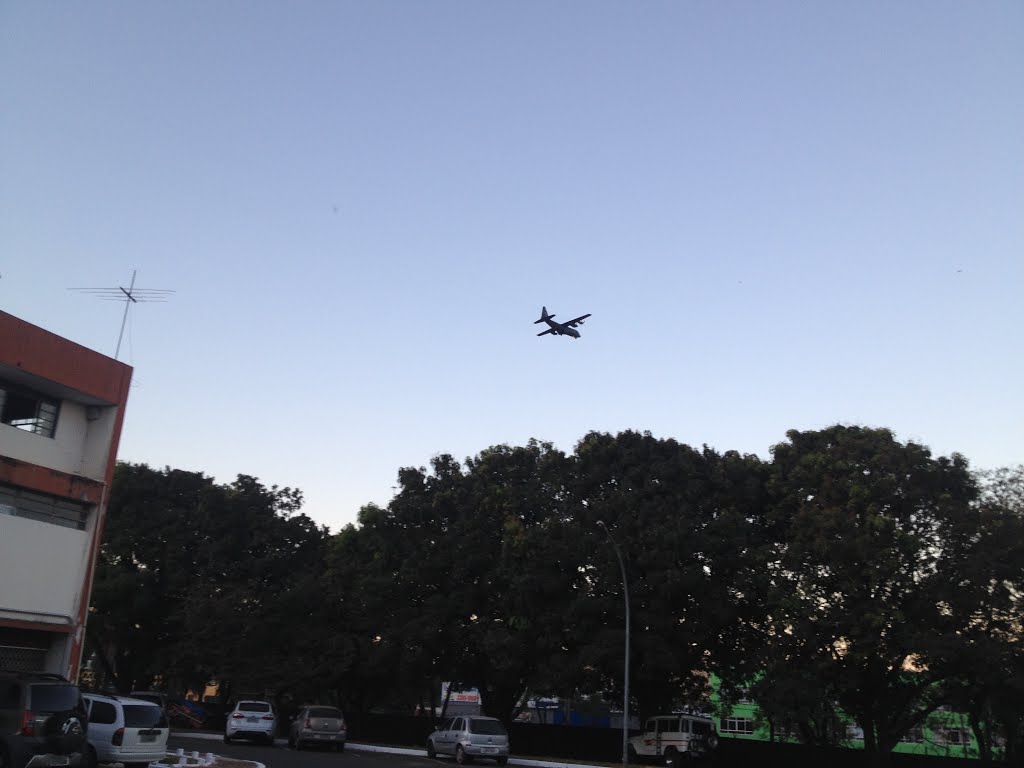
(545, 320), (580, 338)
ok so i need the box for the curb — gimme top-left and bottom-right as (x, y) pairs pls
(169, 732), (606, 768)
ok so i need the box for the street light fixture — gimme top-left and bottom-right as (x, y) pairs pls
(597, 520), (630, 768)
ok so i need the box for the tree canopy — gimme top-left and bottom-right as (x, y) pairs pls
(85, 427), (1023, 765)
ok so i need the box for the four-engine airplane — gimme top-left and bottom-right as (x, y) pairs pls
(535, 306), (592, 339)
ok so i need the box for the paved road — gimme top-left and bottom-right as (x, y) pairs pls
(166, 734), (595, 768)
(168, 735), (432, 768)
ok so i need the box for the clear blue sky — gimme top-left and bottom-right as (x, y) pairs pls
(2, 2), (1021, 532)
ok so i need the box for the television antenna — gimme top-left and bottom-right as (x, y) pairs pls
(69, 270), (174, 360)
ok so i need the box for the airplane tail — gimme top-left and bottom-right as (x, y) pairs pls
(534, 306), (552, 324)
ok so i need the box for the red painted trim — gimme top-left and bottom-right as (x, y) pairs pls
(0, 458), (106, 504)
(0, 311), (132, 404)
(0, 618), (74, 634)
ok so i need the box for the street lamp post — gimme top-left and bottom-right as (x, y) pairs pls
(597, 521), (630, 768)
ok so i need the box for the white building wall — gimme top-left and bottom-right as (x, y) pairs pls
(79, 406), (118, 480)
(0, 401), (115, 482)
(0, 513), (91, 624)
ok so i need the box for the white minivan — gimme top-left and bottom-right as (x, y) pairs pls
(82, 693), (169, 768)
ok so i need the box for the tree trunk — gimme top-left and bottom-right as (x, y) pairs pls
(860, 718), (894, 768)
(439, 683), (453, 720)
(969, 709), (991, 763)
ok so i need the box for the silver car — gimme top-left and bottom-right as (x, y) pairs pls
(288, 705), (347, 751)
(427, 715), (509, 765)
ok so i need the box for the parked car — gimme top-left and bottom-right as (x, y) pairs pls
(82, 693), (168, 768)
(224, 700), (276, 744)
(427, 715), (509, 765)
(0, 670), (89, 768)
(627, 714), (718, 763)
(288, 706), (347, 751)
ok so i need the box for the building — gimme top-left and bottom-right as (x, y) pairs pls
(711, 680), (979, 760)
(0, 311), (132, 679)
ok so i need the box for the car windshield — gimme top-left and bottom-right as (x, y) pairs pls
(29, 685), (80, 712)
(131, 694), (163, 706)
(691, 721), (711, 735)
(309, 708), (342, 719)
(469, 719), (507, 736)
(238, 702), (271, 713)
(124, 704), (167, 728)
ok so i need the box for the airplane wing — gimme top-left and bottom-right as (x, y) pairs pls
(562, 314), (591, 328)
(537, 328), (556, 336)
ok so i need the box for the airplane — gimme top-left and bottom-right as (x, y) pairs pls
(535, 306), (592, 339)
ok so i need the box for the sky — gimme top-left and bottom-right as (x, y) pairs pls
(2, 2), (1021, 532)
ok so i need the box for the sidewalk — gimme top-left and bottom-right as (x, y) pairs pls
(170, 731), (607, 768)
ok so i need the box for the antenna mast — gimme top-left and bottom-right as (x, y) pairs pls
(69, 270), (174, 360)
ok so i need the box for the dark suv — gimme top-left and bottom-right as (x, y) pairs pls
(0, 671), (88, 768)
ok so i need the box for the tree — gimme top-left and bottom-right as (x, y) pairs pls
(935, 465), (1024, 763)
(762, 426), (978, 767)
(572, 431), (767, 719)
(87, 463), (327, 697)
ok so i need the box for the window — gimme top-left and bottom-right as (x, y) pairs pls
(238, 701), (271, 712)
(722, 685), (753, 704)
(89, 700), (117, 725)
(720, 718), (755, 735)
(0, 487), (89, 531)
(691, 720), (712, 736)
(309, 707), (342, 719)
(0, 383), (59, 438)
(123, 704), (167, 728)
(900, 727), (924, 744)
(656, 718), (678, 734)
(469, 719), (507, 736)
(941, 729), (971, 746)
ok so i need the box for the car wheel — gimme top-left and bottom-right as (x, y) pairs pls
(664, 747), (679, 768)
(427, 741), (436, 759)
(496, 758), (508, 766)
(0, 745), (11, 768)
(223, 735), (232, 744)
(85, 746), (98, 768)
(337, 742), (346, 753)
(295, 740), (303, 751)
(456, 745), (472, 765)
